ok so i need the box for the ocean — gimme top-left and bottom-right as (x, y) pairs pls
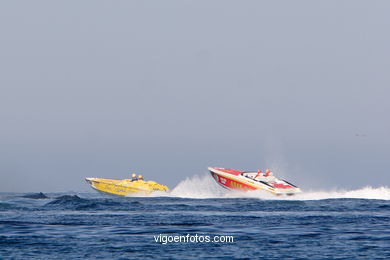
(1, 175), (389, 259)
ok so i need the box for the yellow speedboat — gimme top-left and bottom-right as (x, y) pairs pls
(85, 177), (170, 196)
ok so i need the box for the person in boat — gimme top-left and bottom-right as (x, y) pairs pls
(138, 175), (143, 181)
(131, 173), (138, 181)
(264, 169), (273, 177)
(254, 170), (262, 179)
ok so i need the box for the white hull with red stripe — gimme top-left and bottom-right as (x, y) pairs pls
(208, 167), (301, 196)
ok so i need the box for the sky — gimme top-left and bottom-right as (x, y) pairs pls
(1, 1), (389, 192)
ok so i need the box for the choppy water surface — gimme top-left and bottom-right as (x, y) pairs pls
(1, 177), (390, 259)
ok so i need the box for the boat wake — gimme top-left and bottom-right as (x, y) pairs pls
(167, 174), (390, 200)
(169, 174), (226, 198)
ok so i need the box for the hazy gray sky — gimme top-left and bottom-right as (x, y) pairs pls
(1, 1), (389, 192)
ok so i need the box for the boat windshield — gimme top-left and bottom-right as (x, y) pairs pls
(241, 172), (277, 182)
(241, 172), (258, 178)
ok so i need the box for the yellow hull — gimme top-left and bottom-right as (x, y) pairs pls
(85, 177), (169, 196)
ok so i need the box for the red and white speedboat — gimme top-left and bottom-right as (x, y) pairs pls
(208, 167), (301, 196)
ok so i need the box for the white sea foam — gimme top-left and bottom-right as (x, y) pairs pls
(289, 186), (390, 201)
(169, 174), (226, 198)
(168, 174), (390, 200)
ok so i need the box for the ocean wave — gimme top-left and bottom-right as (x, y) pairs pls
(44, 195), (142, 210)
(19, 192), (49, 199)
(0, 202), (15, 211)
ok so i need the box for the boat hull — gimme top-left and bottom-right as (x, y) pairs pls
(209, 167), (301, 195)
(85, 177), (169, 196)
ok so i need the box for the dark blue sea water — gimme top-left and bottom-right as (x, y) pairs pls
(1, 188), (389, 259)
